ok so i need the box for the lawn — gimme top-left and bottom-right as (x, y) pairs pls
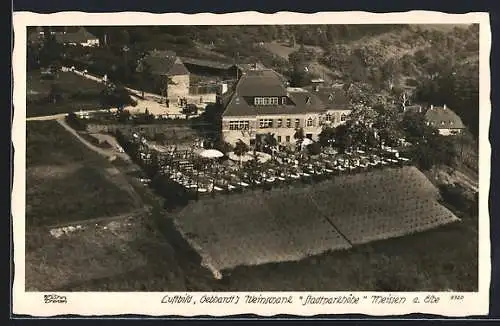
(26, 121), (141, 228)
(42, 162), (478, 292)
(25, 120), (166, 291)
(55, 167), (477, 292)
(25, 214), (187, 292)
(26, 70), (105, 117)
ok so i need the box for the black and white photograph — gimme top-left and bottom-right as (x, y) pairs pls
(12, 11), (490, 317)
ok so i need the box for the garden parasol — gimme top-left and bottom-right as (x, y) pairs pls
(197, 149), (224, 159)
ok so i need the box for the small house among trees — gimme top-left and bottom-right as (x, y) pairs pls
(143, 50), (191, 101)
(424, 104), (465, 136)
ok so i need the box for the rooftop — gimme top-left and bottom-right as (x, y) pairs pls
(144, 50), (190, 76)
(304, 85), (351, 111)
(222, 70), (328, 117)
(180, 57), (234, 70)
(424, 105), (465, 129)
(55, 27), (98, 44)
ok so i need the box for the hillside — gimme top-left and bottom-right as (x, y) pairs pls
(29, 24), (479, 134)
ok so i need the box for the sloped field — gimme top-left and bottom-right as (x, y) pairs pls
(311, 167), (459, 244)
(173, 166), (460, 275)
(174, 190), (351, 273)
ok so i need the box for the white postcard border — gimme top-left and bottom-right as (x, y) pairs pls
(12, 11), (492, 317)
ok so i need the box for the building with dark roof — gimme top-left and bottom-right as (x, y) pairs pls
(424, 104), (465, 136)
(221, 69), (352, 146)
(144, 50), (190, 100)
(55, 27), (99, 47)
(28, 27), (99, 47)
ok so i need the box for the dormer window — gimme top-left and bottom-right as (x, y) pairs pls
(306, 96), (311, 104)
(254, 97), (279, 106)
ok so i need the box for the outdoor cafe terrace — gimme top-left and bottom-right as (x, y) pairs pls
(128, 133), (412, 198)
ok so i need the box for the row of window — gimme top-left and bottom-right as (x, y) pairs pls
(254, 97), (287, 106)
(324, 113), (348, 122)
(228, 120), (250, 130)
(228, 114), (349, 131)
(276, 135), (291, 143)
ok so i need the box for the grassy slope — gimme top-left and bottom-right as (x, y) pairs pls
(25, 121), (187, 291)
(60, 167), (477, 292)
(26, 121), (139, 228)
(26, 70), (104, 117)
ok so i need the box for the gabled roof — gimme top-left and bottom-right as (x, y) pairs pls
(144, 50), (190, 76)
(222, 70), (328, 117)
(234, 69), (288, 97)
(304, 86), (351, 111)
(424, 105), (465, 129)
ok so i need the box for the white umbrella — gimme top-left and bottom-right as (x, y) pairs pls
(302, 138), (314, 146)
(252, 151), (272, 163)
(228, 151), (253, 163)
(198, 149), (224, 159)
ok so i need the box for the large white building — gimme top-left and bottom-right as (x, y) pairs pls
(220, 69), (352, 146)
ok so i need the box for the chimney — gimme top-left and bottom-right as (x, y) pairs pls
(430, 104), (434, 110)
(443, 104), (447, 110)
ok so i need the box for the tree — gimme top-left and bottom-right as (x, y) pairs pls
(293, 128), (305, 148)
(234, 140), (249, 166)
(262, 133), (278, 154)
(117, 109), (131, 123)
(48, 83), (63, 104)
(307, 142), (322, 156)
(318, 127), (336, 147)
(401, 111), (437, 144)
(289, 68), (310, 87)
(65, 112), (87, 131)
(332, 124), (352, 153)
(135, 56), (151, 98)
(100, 84), (137, 110)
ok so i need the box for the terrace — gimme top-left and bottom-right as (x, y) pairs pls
(126, 131), (412, 199)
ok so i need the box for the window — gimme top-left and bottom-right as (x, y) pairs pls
(282, 97), (287, 105)
(285, 135), (290, 142)
(325, 113), (332, 122)
(286, 119), (292, 128)
(306, 117), (314, 127)
(306, 133), (313, 139)
(254, 97), (279, 106)
(259, 119), (273, 128)
(295, 118), (300, 128)
(277, 136), (282, 143)
(277, 119), (283, 128)
(229, 120), (250, 130)
(341, 113), (347, 122)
